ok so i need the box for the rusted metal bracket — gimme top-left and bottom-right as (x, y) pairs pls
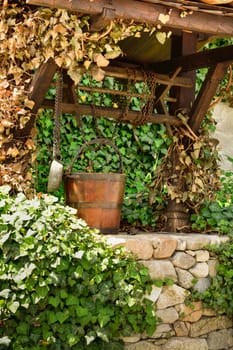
(90, 7), (116, 32)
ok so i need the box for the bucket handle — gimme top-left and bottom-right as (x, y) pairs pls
(66, 138), (124, 174)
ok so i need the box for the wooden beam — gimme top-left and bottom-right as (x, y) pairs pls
(153, 45), (233, 74)
(103, 65), (193, 88)
(189, 62), (228, 133)
(28, 59), (58, 111)
(26, 0), (233, 36)
(42, 99), (183, 126)
(77, 85), (175, 102)
(14, 59), (57, 138)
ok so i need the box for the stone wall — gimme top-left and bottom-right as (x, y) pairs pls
(107, 233), (233, 350)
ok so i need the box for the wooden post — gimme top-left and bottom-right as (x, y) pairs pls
(165, 32), (197, 232)
(169, 32), (197, 115)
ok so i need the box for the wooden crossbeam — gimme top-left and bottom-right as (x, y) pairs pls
(42, 99), (183, 126)
(76, 85), (176, 102)
(153, 45), (233, 74)
(103, 65), (193, 87)
(26, 0), (233, 36)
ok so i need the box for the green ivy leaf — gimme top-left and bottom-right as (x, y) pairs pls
(0, 232), (10, 245)
(76, 306), (89, 317)
(7, 301), (20, 314)
(67, 334), (80, 347)
(47, 311), (57, 324)
(35, 285), (49, 299)
(56, 310), (70, 324)
(0, 289), (10, 299)
(66, 295), (79, 306)
(48, 296), (60, 308)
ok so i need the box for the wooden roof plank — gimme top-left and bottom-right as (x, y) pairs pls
(26, 0), (233, 36)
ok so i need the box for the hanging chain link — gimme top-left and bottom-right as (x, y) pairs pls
(71, 83), (83, 129)
(140, 70), (157, 125)
(53, 69), (63, 160)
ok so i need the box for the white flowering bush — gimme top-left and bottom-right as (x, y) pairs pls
(0, 186), (159, 349)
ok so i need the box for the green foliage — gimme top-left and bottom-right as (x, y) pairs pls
(35, 77), (171, 228)
(0, 185), (160, 349)
(191, 169), (233, 235)
(196, 37), (233, 101)
(191, 201), (233, 235)
(191, 240), (233, 317)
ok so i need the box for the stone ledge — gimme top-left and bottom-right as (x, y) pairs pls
(106, 233), (229, 259)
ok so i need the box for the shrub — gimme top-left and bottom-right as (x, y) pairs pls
(0, 186), (159, 349)
(191, 170), (233, 236)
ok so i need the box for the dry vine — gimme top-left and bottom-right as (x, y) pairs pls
(0, 0), (169, 193)
(149, 113), (221, 212)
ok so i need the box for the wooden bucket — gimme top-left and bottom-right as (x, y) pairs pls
(64, 139), (126, 233)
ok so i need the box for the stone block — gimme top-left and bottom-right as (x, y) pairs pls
(122, 335), (141, 343)
(142, 260), (177, 281)
(157, 284), (187, 309)
(202, 308), (217, 316)
(152, 237), (177, 259)
(178, 301), (203, 322)
(172, 252), (196, 269)
(151, 323), (173, 338)
(163, 337), (208, 350)
(156, 307), (179, 324)
(186, 250), (196, 256)
(189, 315), (233, 337)
(145, 285), (162, 303)
(190, 262), (209, 278)
(174, 321), (190, 336)
(124, 239), (154, 259)
(207, 329), (233, 350)
(193, 277), (211, 293)
(125, 340), (156, 350)
(176, 267), (195, 289)
(195, 250), (210, 262)
(208, 259), (218, 278)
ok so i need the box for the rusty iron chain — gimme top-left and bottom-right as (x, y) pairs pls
(53, 69), (63, 160)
